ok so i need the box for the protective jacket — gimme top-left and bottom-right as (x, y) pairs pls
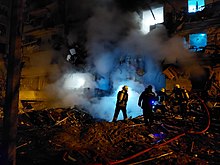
(116, 89), (128, 107)
(157, 90), (168, 105)
(138, 88), (156, 109)
(172, 88), (189, 103)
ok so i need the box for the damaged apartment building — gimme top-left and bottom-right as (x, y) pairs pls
(0, 0), (220, 165)
(0, 0), (220, 111)
(163, 0), (220, 96)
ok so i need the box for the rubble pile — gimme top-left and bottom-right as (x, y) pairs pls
(16, 97), (220, 165)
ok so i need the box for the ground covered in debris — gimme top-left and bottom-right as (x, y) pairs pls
(16, 97), (220, 165)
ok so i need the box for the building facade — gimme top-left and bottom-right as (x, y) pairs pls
(0, 0), (219, 111)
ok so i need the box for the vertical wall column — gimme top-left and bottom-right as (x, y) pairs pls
(1, 0), (23, 165)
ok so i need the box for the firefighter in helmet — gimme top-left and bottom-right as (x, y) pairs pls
(170, 84), (189, 118)
(155, 87), (168, 113)
(112, 85), (129, 122)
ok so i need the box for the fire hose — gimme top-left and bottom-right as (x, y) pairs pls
(91, 93), (211, 165)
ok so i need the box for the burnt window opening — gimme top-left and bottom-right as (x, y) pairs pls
(0, 24), (6, 37)
(0, 4), (8, 17)
(0, 43), (6, 54)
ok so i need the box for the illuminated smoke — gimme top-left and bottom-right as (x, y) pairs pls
(44, 0), (204, 121)
(63, 73), (94, 89)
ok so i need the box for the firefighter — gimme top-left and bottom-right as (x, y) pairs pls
(138, 85), (156, 126)
(170, 84), (189, 118)
(155, 87), (168, 114)
(112, 85), (129, 122)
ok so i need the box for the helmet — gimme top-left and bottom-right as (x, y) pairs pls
(148, 85), (152, 90)
(175, 84), (180, 88)
(161, 88), (165, 92)
(123, 85), (128, 91)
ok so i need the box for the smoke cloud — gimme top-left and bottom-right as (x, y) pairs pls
(43, 0), (204, 121)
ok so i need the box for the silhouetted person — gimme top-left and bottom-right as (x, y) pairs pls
(170, 84), (189, 118)
(112, 85), (129, 122)
(138, 85), (156, 126)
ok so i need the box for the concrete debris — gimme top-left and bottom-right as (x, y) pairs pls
(14, 97), (220, 165)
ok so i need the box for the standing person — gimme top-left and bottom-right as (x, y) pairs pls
(170, 84), (189, 118)
(156, 88), (169, 114)
(112, 85), (129, 122)
(138, 85), (156, 126)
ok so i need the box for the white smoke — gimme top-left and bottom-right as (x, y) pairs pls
(44, 0), (204, 121)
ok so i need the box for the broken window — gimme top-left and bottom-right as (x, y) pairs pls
(188, 0), (205, 13)
(189, 33), (207, 52)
